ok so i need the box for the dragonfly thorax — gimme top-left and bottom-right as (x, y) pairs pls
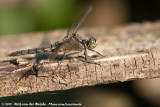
(86, 37), (97, 49)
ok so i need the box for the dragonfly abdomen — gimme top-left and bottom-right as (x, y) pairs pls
(8, 43), (60, 57)
(8, 42), (62, 56)
(8, 48), (51, 56)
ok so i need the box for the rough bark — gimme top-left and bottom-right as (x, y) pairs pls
(1, 21), (160, 97)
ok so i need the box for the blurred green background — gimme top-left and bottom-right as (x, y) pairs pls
(1, 0), (160, 36)
(0, 0), (83, 36)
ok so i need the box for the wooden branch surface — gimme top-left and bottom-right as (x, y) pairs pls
(1, 21), (160, 97)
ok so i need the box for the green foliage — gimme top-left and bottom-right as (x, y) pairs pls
(0, 0), (83, 36)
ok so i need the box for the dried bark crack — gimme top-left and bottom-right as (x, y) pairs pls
(1, 21), (160, 97)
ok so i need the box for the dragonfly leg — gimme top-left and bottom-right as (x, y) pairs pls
(84, 49), (100, 65)
(65, 51), (81, 58)
(88, 49), (103, 56)
(52, 51), (67, 74)
(52, 51), (81, 74)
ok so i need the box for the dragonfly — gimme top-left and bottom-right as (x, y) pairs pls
(8, 6), (102, 65)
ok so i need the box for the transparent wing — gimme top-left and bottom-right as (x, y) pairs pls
(65, 5), (93, 38)
(50, 6), (93, 61)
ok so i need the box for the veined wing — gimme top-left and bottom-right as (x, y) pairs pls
(49, 6), (92, 60)
(49, 35), (83, 60)
(65, 6), (93, 39)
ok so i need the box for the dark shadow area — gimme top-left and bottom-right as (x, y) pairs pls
(0, 81), (153, 107)
(129, 0), (160, 22)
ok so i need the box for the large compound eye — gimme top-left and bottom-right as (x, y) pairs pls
(88, 37), (97, 49)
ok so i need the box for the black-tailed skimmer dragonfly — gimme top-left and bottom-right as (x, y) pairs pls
(8, 6), (102, 65)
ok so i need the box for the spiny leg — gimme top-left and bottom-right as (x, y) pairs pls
(52, 51), (81, 74)
(81, 40), (100, 65)
(84, 48), (100, 65)
(52, 51), (66, 74)
(65, 51), (81, 58)
(88, 49), (103, 56)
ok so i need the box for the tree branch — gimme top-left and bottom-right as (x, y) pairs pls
(1, 21), (160, 97)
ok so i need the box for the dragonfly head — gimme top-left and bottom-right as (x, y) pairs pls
(87, 37), (97, 49)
